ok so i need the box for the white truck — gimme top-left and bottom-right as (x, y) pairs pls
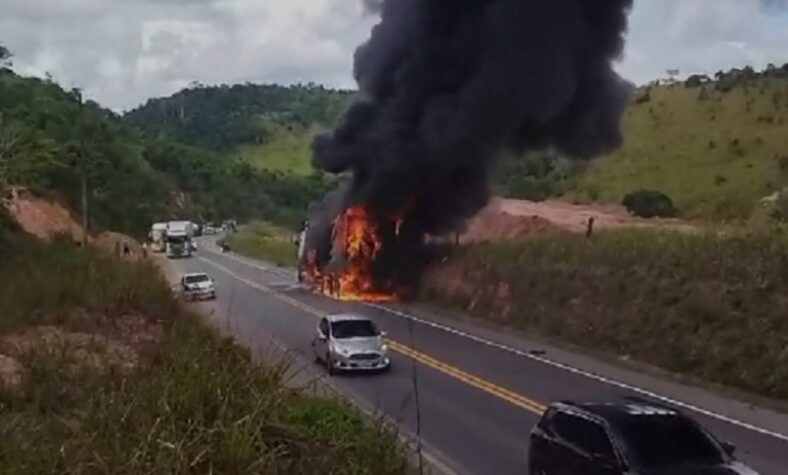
(165, 221), (194, 258)
(150, 222), (168, 253)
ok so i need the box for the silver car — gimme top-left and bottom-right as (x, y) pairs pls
(180, 272), (216, 301)
(312, 314), (391, 374)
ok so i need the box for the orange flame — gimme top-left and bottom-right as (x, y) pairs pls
(304, 205), (401, 302)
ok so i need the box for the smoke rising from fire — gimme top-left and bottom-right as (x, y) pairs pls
(305, 0), (634, 295)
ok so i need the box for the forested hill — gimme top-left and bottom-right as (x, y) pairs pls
(0, 66), (332, 236)
(124, 83), (353, 151)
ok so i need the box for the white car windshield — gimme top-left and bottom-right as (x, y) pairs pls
(331, 320), (379, 339)
(185, 275), (210, 284)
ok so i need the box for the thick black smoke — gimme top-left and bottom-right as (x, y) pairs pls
(306, 0), (634, 288)
(361, 0), (383, 15)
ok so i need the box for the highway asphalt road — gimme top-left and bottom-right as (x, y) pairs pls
(179, 239), (788, 475)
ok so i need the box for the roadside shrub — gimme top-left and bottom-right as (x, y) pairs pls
(622, 190), (677, 218)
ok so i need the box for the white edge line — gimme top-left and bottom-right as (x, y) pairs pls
(203, 239), (788, 443)
(366, 303), (788, 443)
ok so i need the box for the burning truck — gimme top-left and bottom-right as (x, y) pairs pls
(298, 205), (416, 301)
(300, 0), (634, 302)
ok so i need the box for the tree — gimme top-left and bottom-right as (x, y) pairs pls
(622, 190), (677, 218)
(0, 43), (12, 69)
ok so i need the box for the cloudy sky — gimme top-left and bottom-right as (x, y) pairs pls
(2, 0), (787, 111)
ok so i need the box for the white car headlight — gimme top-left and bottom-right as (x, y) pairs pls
(380, 344), (388, 353)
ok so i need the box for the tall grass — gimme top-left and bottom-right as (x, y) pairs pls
(425, 229), (788, 399)
(225, 221), (298, 267)
(0, 238), (408, 474)
(0, 238), (176, 335)
(0, 317), (408, 474)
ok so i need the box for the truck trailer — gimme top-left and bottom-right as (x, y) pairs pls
(150, 222), (168, 253)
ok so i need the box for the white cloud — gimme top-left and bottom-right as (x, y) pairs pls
(1, 0), (786, 111)
(619, 0), (788, 82)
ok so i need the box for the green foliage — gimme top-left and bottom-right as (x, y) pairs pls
(426, 229), (788, 399)
(0, 69), (332, 235)
(125, 83), (352, 152)
(225, 221), (298, 267)
(0, 72), (173, 235)
(563, 68), (788, 221)
(622, 189), (677, 218)
(0, 43), (11, 68)
(493, 151), (581, 201)
(238, 132), (314, 175)
(0, 204), (20, 247)
(0, 238), (176, 335)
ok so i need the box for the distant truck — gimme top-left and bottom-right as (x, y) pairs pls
(150, 222), (168, 253)
(165, 221), (194, 259)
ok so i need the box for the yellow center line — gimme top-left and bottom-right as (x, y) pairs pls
(199, 256), (547, 415)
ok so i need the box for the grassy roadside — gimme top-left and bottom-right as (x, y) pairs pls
(224, 221), (298, 267)
(424, 228), (788, 400)
(0, 237), (407, 474)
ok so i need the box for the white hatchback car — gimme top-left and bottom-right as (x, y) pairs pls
(312, 314), (391, 374)
(179, 272), (216, 301)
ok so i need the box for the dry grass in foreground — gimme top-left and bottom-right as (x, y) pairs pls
(0, 238), (407, 475)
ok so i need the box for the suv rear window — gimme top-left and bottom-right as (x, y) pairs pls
(614, 414), (724, 469)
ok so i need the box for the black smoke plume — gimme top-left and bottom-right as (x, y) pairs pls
(305, 0), (634, 292)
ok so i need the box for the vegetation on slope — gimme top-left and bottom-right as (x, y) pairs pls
(0, 58), (330, 234)
(572, 66), (788, 221)
(0, 236), (407, 474)
(491, 65), (788, 222)
(425, 228), (788, 400)
(224, 221), (298, 267)
(125, 83), (350, 151)
(238, 131), (315, 175)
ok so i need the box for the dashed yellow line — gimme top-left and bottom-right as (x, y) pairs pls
(387, 341), (546, 414)
(198, 256), (546, 415)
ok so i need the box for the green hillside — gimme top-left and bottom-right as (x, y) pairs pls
(237, 131), (314, 175)
(0, 65), (330, 234)
(571, 66), (788, 221)
(125, 83), (350, 175)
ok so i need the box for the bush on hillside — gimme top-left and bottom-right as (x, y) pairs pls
(769, 189), (788, 222)
(622, 190), (677, 218)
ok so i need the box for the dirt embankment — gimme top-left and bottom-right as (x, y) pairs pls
(454, 197), (696, 243)
(2, 187), (146, 260)
(2, 187), (87, 242)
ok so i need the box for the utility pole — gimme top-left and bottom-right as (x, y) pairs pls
(81, 173), (88, 246)
(75, 88), (89, 247)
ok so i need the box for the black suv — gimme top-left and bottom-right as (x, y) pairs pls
(528, 399), (759, 475)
